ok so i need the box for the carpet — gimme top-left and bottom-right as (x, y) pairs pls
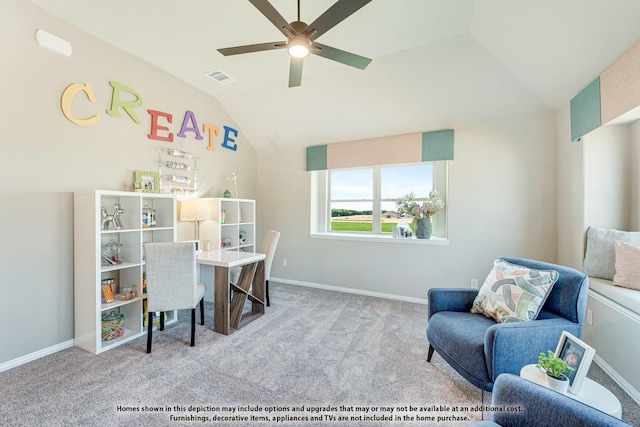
(1, 282), (638, 426)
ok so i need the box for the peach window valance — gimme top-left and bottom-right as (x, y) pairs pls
(306, 129), (454, 171)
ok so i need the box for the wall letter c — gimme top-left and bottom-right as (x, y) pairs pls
(60, 83), (101, 126)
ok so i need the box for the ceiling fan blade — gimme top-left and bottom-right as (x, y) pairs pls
(303, 0), (372, 41)
(217, 41), (286, 56)
(288, 57), (304, 87)
(311, 42), (372, 70)
(249, 0), (296, 37)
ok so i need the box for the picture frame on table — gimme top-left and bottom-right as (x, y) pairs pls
(555, 330), (596, 394)
(134, 170), (160, 193)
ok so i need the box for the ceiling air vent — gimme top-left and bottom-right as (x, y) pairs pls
(206, 70), (235, 85)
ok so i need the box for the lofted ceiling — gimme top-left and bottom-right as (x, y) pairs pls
(30, 0), (640, 151)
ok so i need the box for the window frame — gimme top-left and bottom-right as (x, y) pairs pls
(310, 162), (449, 245)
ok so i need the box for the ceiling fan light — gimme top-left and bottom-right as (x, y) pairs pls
(288, 38), (310, 58)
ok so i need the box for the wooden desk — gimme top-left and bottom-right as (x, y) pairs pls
(197, 250), (266, 335)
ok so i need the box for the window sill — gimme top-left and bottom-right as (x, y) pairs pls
(309, 232), (449, 245)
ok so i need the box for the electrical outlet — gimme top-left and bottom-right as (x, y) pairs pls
(470, 278), (479, 289)
(282, 258), (288, 267)
(587, 309), (593, 325)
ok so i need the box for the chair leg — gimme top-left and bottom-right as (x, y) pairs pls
(427, 344), (435, 362)
(191, 308), (196, 347)
(159, 311), (165, 331)
(266, 280), (270, 307)
(199, 298), (205, 325)
(146, 311), (154, 353)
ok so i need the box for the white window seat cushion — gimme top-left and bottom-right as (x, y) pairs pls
(589, 277), (640, 316)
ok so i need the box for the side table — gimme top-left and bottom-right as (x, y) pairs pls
(520, 364), (622, 418)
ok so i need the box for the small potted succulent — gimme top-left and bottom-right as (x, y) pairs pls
(536, 350), (574, 393)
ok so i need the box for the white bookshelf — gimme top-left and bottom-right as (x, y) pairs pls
(73, 190), (177, 354)
(206, 198), (255, 251)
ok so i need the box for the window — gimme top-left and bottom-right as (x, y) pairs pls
(311, 162), (448, 242)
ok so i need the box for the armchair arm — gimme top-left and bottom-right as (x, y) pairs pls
(427, 288), (478, 319)
(485, 317), (582, 381)
(479, 374), (632, 427)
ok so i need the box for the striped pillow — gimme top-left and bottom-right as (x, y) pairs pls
(471, 259), (559, 323)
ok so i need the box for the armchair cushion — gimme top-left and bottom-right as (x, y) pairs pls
(471, 259), (558, 323)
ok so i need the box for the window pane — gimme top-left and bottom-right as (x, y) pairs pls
(331, 169), (373, 200)
(380, 164), (433, 234)
(381, 164), (433, 199)
(331, 201), (372, 232)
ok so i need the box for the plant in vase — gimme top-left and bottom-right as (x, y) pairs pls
(536, 350), (574, 393)
(395, 190), (445, 239)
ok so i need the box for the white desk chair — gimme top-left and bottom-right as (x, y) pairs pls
(145, 242), (206, 353)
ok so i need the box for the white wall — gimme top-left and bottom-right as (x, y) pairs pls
(556, 107), (586, 270)
(257, 114), (559, 300)
(0, 1), (257, 364)
(556, 108), (640, 271)
(583, 125), (632, 230)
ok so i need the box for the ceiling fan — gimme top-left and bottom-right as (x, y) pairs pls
(217, 0), (373, 87)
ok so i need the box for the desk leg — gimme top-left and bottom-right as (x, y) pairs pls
(214, 265), (229, 335)
(229, 262), (258, 329)
(253, 260), (265, 315)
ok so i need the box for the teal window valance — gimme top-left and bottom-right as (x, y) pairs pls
(306, 129), (454, 171)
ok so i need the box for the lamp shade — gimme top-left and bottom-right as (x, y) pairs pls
(179, 199), (212, 221)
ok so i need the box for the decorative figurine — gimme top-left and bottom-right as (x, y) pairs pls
(227, 170), (239, 198)
(101, 203), (126, 230)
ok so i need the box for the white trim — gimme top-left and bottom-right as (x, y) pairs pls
(271, 277), (428, 305)
(593, 354), (640, 405)
(0, 339), (75, 373)
(310, 232), (449, 245)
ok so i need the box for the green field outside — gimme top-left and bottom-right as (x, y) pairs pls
(331, 221), (414, 233)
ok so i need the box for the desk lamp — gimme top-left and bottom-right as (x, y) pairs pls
(179, 199), (212, 241)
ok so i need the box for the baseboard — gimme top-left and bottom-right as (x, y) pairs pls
(593, 354), (640, 405)
(271, 277), (428, 305)
(0, 339), (75, 373)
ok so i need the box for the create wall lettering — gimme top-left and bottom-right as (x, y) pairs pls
(60, 81), (239, 152)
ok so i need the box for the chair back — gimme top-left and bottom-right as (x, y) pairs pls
(501, 257), (589, 325)
(260, 230), (280, 281)
(145, 242), (199, 312)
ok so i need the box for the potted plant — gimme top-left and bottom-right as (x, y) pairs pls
(395, 190), (445, 239)
(536, 350), (574, 393)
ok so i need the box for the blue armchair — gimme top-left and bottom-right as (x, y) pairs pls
(473, 374), (631, 426)
(426, 257), (589, 392)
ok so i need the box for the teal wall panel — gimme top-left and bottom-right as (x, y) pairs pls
(306, 145), (327, 171)
(422, 129), (454, 161)
(570, 77), (602, 141)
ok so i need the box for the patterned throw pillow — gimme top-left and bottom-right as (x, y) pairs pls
(613, 240), (640, 291)
(471, 259), (559, 323)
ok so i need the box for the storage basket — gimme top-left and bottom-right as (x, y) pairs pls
(101, 311), (124, 341)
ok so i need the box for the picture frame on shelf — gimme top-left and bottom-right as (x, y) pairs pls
(134, 170), (160, 193)
(554, 331), (595, 394)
